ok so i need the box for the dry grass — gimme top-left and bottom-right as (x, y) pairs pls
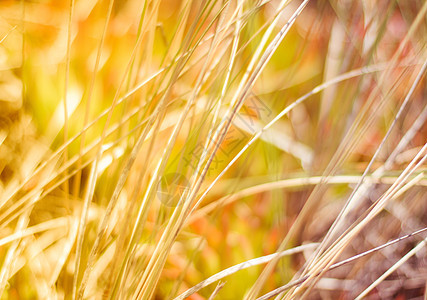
(0, 0), (426, 299)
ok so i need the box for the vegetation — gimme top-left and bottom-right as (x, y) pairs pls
(0, 0), (426, 299)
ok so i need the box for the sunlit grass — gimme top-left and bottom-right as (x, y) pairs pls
(0, 0), (426, 299)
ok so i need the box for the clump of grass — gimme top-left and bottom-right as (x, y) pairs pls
(0, 0), (426, 299)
